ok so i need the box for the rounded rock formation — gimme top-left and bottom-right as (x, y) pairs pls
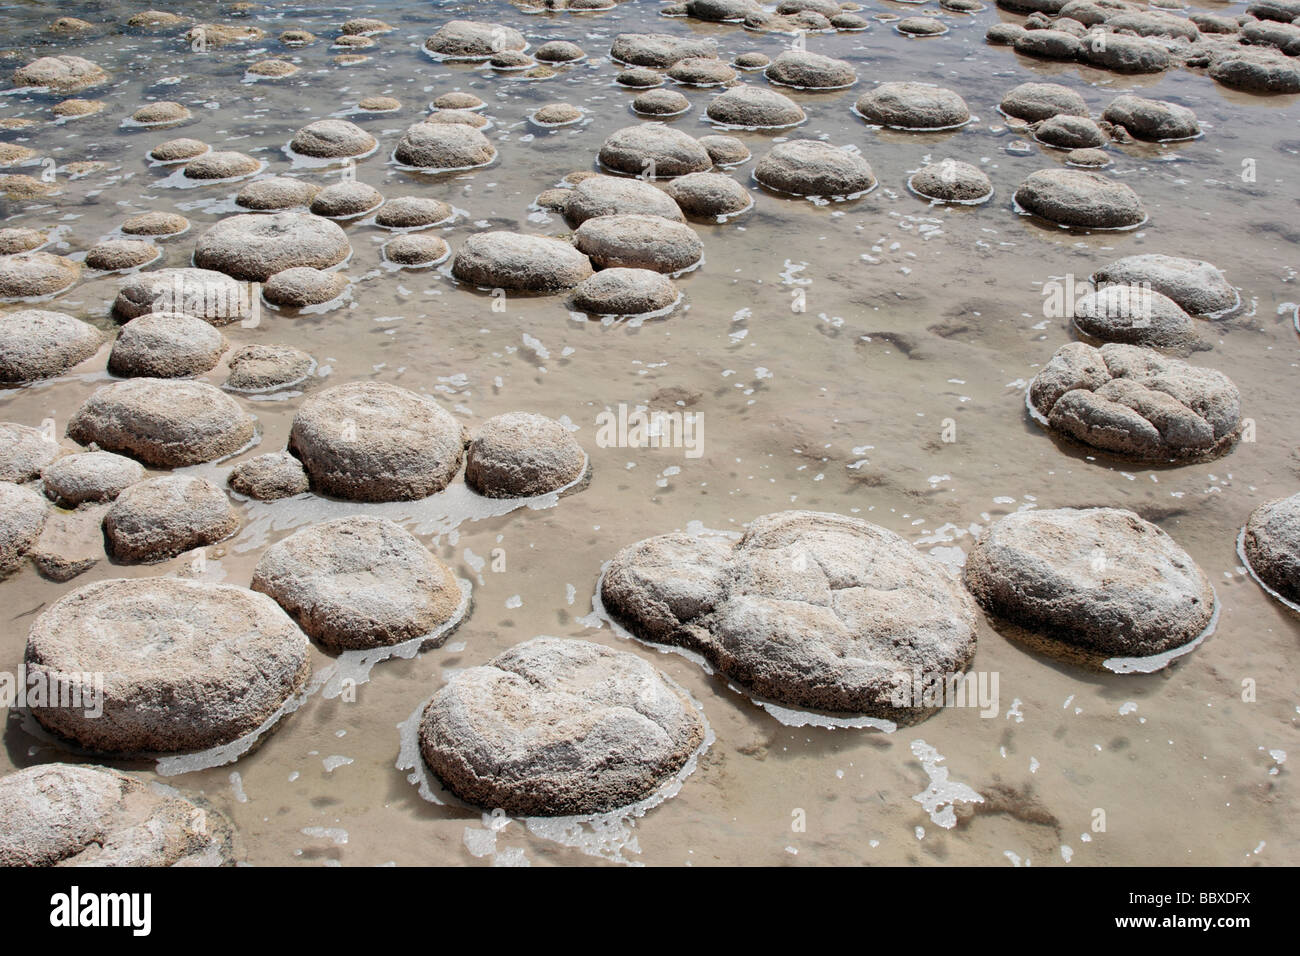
(1071, 285), (1202, 353)
(1027, 341), (1242, 461)
(563, 175), (685, 227)
(705, 85), (805, 129)
(1000, 81), (1090, 121)
(664, 171), (753, 217)
(251, 515), (463, 650)
(66, 378), (256, 467)
(574, 214), (704, 273)
(764, 50), (857, 89)
(1092, 254), (1238, 318)
(601, 511), (979, 718)
(571, 268), (679, 316)
(0, 481), (46, 575)
(425, 20), (527, 60)
(1014, 169), (1146, 229)
(104, 474), (239, 563)
(108, 311), (228, 378)
(24, 577), (310, 753)
(753, 140), (875, 197)
(41, 451), (144, 508)
(262, 267), (349, 308)
(465, 412), (586, 497)
(452, 232), (593, 292)
(0, 310), (103, 384)
(419, 636), (706, 815)
(392, 123), (496, 171)
(227, 452), (309, 500)
(224, 343), (315, 392)
(193, 212), (351, 281)
(289, 119), (377, 159)
(965, 508), (1214, 660)
(288, 381), (466, 502)
(0, 764), (234, 867)
(854, 82), (970, 129)
(908, 159), (994, 203)
(1242, 494), (1300, 606)
(235, 176), (321, 211)
(0, 252), (80, 299)
(598, 124), (712, 178)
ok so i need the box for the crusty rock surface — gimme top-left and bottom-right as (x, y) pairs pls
(1014, 169), (1146, 229)
(1101, 94), (1199, 140)
(570, 268), (679, 315)
(227, 452), (309, 500)
(182, 150), (262, 181)
(393, 122), (496, 170)
(104, 474), (239, 563)
(0, 764), (235, 866)
(0, 481), (46, 576)
(1092, 254), (1238, 317)
(0, 310), (103, 383)
(113, 267), (250, 324)
(754, 140), (876, 197)
(465, 412), (586, 497)
(193, 213), (351, 282)
(224, 343), (314, 392)
(0, 422), (60, 483)
(909, 160), (994, 203)
(121, 210), (190, 236)
(309, 181), (384, 219)
(235, 176), (321, 211)
(563, 175), (685, 227)
(419, 636), (706, 815)
(251, 515), (462, 650)
(601, 510), (979, 718)
(1242, 494), (1300, 606)
(425, 20), (526, 60)
(964, 507), (1214, 658)
(25, 577), (310, 753)
(41, 451), (144, 507)
(1028, 341), (1242, 461)
(598, 124), (713, 177)
(855, 82), (971, 129)
(12, 55), (107, 92)
(262, 267), (349, 308)
(374, 196), (453, 229)
(705, 85), (806, 129)
(574, 214), (704, 273)
(452, 232), (593, 291)
(67, 378), (256, 467)
(384, 234), (449, 265)
(85, 239), (160, 271)
(1034, 114), (1106, 148)
(764, 50), (857, 89)
(108, 311), (228, 378)
(289, 119), (377, 158)
(1071, 285), (1202, 353)
(664, 171), (753, 218)
(0, 252), (80, 299)
(288, 381), (466, 502)
(1000, 82), (1090, 121)
(610, 33), (718, 67)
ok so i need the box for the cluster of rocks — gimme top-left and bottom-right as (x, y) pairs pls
(987, 0), (1300, 93)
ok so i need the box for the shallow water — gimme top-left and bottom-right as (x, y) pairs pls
(0, 0), (1296, 866)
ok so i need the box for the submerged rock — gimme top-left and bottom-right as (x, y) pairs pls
(0, 252), (80, 299)
(224, 344), (314, 392)
(452, 232), (593, 291)
(965, 507), (1214, 659)
(289, 119), (377, 158)
(25, 577), (310, 753)
(563, 175), (685, 227)
(570, 267), (679, 315)
(574, 214), (704, 273)
(227, 452), (309, 500)
(764, 50), (858, 89)
(855, 82), (970, 129)
(705, 85), (805, 129)
(664, 171), (753, 217)
(393, 122), (496, 170)
(610, 33), (718, 67)
(1101, 94), (1199, 140)
(1092, 254), (1238, 317)
(419, 637), (706, 815)
(108, 312), (228, 378)
(262, 267), (349, 308)
(601, 510), (979, 718)
(599, 124), (713, 177)
(1000, 82), (1090, 121)
(41, 451), (144, 508)
(425, 20), (526, 60)
(194, 213), (351, 281)
(909, 160), (994, 203)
